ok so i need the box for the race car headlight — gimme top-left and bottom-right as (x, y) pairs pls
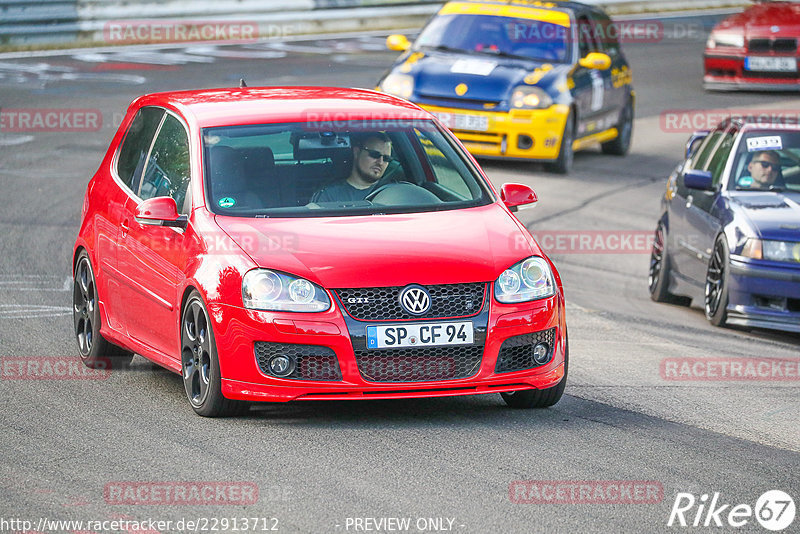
(380, 73), (414, 100)
(242, 269), (330, 312)
(742, 239), (800, 263)
(495, 256), (556, 303)
(706, 32), (744, 49)
(510, 86), (553, 110)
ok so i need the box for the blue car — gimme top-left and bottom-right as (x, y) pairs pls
(376, 0), (634, 174)
(649, 118), (800, 332)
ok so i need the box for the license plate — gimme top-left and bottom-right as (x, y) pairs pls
(434, 112), (489, 132)
(366, 321), (474, 349)
(745, 56), (798, 72)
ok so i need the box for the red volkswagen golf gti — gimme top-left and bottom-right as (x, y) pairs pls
(73, 87), (568, 416)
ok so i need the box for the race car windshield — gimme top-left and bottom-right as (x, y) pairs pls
(416, 14), (570, 63)
(202, 119), (493, 217)
(728, 132), (800, 193)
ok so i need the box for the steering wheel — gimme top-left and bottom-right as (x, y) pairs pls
(365, 182), (443, 205)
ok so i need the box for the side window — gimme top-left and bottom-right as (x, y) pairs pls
(116, 107), (164, 192)
(577, 15), (598, 57)
(592, 12), (619, 56)
(691, 131), (722, 170)
(707, 131), (736, 186)
(139, 114), (191, 213)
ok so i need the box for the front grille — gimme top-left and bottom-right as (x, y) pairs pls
(495, 328), (556, 373)
(749, 38), (798, 53)
(255, 342), (342, 381)
(419, 94), (502, 109)
(353, 344), (483, 382)
(335, 283), (486, 321)
(746, 70), (800, 80)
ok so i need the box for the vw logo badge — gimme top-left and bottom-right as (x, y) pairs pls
(399, 285), (432, 316)
(771, 26), (780, 33)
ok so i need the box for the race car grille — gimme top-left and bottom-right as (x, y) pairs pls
(255, 342), (342, 381)
(420, 94), (502, 108)
(495, 328), (556, 373)
(353, 345), (484, 382)
(748, 38), (798, 53)
(335, 283), (486, 321)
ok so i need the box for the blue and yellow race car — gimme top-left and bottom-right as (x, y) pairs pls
(377, 0), (634, 173)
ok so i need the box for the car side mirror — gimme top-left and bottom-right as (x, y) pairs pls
(501, 183), (538, 212)
(578, 52), (612, 70)
(684, 169), (715, 191)
(386, 34), (411, 52)
(685, 130), (710, 159)
(135, 197), (188, 229)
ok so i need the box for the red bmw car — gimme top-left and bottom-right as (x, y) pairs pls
(73, 87), (568, 416)
(704, 1), (800, 90)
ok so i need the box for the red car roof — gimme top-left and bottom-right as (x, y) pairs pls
(131, 86), (432, 128)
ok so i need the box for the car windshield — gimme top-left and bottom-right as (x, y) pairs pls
(202, 119), (493, 217)
(415, 14), (571, 63)
(728, 131), (800, 192)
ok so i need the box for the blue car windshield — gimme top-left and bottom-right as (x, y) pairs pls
(729, 132), (800, 192)
(415, 14), (571, 63)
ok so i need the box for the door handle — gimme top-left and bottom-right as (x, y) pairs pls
(685, 195), (693, 209)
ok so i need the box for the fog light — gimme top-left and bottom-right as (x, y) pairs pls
(532, 342), (550, 365)
(517, 134), (534, 150)
(269, 354), (295, 377)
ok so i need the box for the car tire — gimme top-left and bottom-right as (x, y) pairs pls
(601, 96), (633, 156)
(181, 291), (249, 417)
(73, 251), (133, 370)
(704, 236), (730, 327)
(546, 112), (574, 174)
(501, 332), (568, 409)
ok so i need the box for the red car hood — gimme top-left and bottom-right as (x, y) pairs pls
(716, 2), (800, 37)
(214, 203), (536, 288)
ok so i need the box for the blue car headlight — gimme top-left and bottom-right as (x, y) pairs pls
(242, 269), (330, 312)
(742, 239), (800, 263)
(380, 73), (414, 100)
(495, 256), (556, 303)
(510, 86), (553, 110)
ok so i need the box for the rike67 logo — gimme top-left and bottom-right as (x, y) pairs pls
(668, 490), (795, 531)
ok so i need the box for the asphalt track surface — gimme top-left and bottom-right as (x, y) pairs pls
(1, 14), (799, 534)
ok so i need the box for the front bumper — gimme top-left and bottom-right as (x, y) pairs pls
(704, 53), (800, 91)
(726, 258), (800, 333)
(209, 292), (567, 402)
(420, 103), (570, 160)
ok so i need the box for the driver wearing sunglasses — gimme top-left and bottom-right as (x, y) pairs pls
(740, 150), (784, 190)
(312, 132), (393, 203)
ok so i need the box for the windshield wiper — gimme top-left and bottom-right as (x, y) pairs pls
(425, 44), (470, 54)
(473, 48), (533, 61)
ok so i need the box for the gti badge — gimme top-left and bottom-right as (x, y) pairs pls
(399, 285), (432, 315)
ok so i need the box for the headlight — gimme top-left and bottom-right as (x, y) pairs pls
(380, 73), (414, 99)
(242, 269), (330, 312)
(741, 239), (800, 263)
(706, 32), (744, 49)
(510, 86), (553, 110)
(495, 256), (556, 303)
